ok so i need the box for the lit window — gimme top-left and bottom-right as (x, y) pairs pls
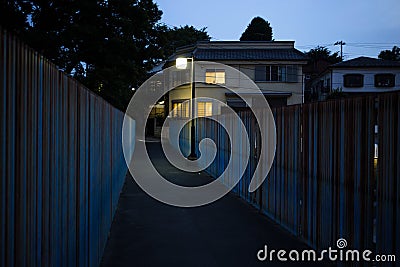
(197, 102), (213, 117)
(172, 101), (189, 118)
(343, 74), (364, 87)
(375, 74), (395, 87)
(206, 69), (225, 84)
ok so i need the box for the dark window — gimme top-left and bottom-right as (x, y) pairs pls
(271, 66), (279, 81)
(326, 78), (331, 90)
(344, 74), (364, 87)
(375, 74), (395, 87)
(320, 80), (330, 93)
(255, 65), (298, 82)
(255, 66), (269, 81)
(287, 65), (298, 82)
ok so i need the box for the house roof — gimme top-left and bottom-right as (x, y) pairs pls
(193, 48), (307, 61)
(165, 41), (308, 66)
(332, 56), (400, 68)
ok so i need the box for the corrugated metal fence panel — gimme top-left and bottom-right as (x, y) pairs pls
(239, 111), (255, 204)
(168, 118), (190, 157)
(377, 92), (400, 265)
(262, 105), (301, 236)
(6, 32), (16, 267)
(301, 97), (375, 252)
(190, 94), (389, 257)
(0, 27), (130, 267)
(196, 107), (301, 236)
(343, 97), (375, 252)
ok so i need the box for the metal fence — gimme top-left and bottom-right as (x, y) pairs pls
(176, 93), (399, 265)
(300, 96), (378, 261)
(0, 28), (132, 267)
(376, 93), (400, 262)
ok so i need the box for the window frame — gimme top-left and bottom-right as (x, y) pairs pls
(255, 66), (269, 82)
(286, 65), (298, 82)
(254, 65), (298, 82)
(205, 69), (226, 84)
(343, 74), (364, 88)
(171, 99), (190, 118)
(374, 73), (395, 88)
(197, 101), (213, 117)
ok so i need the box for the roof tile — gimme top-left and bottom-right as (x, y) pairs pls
(332, 57), (400, 68)
(193, 48), (307, 61)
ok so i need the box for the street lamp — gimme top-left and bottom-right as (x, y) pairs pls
(176, 56), (197, 160)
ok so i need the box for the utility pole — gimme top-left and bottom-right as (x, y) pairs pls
(334, 41), (346, 60)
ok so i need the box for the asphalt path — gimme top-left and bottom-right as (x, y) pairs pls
(101, 141), (334, 267)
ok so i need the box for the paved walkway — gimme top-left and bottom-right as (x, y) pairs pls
(101, 141), (334, 267)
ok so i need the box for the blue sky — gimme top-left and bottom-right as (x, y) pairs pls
(155, 0), (400, 59)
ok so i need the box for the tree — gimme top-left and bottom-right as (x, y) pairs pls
(305, 46), (342, 64)
(240, 17), (272, 41)
(0, 1), (30, 34)
(378, 46), (400, 61)
(160, 25), (210, 59)
(1, 1), (211, 110)
(304, 46), (342, 102)
(1, 0), (165, 110)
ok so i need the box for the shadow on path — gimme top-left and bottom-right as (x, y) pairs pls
(101, 141), (335, 267)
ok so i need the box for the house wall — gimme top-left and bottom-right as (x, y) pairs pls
(332, 68), (400, 93)
(228, 63), (304, 105)
(168, 61), (306, 113)
(168, 84), (229, 116)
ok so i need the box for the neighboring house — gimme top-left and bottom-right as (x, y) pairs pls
(310, 57), (400, 101)
(163, 41), (308, 117)
(303, 58), (332, 102)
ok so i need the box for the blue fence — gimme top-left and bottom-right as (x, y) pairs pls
(175, 93), (399, 266)
(0, 28), (132, 267)
(376, 93), (400, 262)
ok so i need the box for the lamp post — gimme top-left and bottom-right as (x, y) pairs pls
(176, 56), (197, 160)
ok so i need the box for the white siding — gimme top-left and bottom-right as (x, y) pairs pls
(332, 68), (400, 93)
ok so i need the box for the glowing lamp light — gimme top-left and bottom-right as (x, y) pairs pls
(176, 57), (188, 70)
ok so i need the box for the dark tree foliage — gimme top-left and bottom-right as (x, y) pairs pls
(160, 25), (210, 59)
(0, 0), (164, 110)
(0, 1), (30, 34)
(303, 46), (342, 102)
(378, 46), (400, 61)
(240, 17), (273, 41)
(0, 1), (210, 111)
(306, 46), (342, 64)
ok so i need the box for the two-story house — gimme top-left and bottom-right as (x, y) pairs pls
(163, 41), (308, 117)
(310, 56), (400, 101)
